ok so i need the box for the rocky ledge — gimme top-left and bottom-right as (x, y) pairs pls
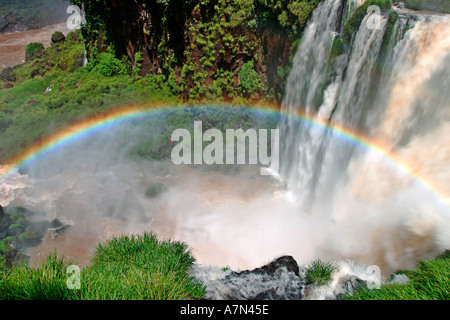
(0, 205), (71, 268)
(192, 255), (409, 300)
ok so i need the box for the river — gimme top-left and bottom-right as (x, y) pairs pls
(0, 23), (72, 71)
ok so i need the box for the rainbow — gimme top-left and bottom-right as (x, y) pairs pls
(0, 103), (449, 208)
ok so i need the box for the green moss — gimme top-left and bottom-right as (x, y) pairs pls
(69, 0), (324, 101)
(25, 43), (44, 62)
(239, 60), (264, 95)
(329, 37), (344, 61)
(404, 0), (450, 13)
(343, 0), (392, 44)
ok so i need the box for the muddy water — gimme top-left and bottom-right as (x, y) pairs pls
(0, 23), (72, 71)
(5, 162), (283, 269)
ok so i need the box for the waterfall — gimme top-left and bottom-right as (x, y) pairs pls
(82, 49), (88, 67)
(277, 0), (450, 270)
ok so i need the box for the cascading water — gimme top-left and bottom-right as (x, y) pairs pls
(278, 0), (450, 271)
(0, 0), (449, 300)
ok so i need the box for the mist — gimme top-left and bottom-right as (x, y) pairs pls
(0, 106), (447, 278)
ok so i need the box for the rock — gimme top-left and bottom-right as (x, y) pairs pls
(145, 182), (168, 198)
(10, 219), (48, 251)
(0, 12), (25, 33)
(389, 274), (409, 285)
(51, 31), (66, 44)
(52, 224), (71, 238)
(195, 255), (307, 300)
(49, 218), (64, 229)
(6, 206), (37, 218)
(49, 219), (72, 238)
(67, 32), (81, 42)
(25, 42), (44, 62)
(8, 224), (24, 237)
(0, 67), (16, 82)
(3, 82), (13, 89)
(0, 205), (12, 238)
(9, 252), (29, 266)
(240, 255), (300, 277)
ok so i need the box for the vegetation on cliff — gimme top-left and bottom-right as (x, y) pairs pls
(0, 1), (325, 163)
(71, 0), (322, 102)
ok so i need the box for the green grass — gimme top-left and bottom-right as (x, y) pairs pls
(1, 235), (448, 300)
(304, 259), (336, 285)
(0, 232), (205, 300)
(346, 251), (450, 300)
(0, 253), (81, 300)
(0, 27), (280, 163)
(0, 30), (179, 162)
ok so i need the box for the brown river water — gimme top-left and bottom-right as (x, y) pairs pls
(0, 23), (72, 71)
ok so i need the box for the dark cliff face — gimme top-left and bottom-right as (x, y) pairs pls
(74, 0), (319, 102)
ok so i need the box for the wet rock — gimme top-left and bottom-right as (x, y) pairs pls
(337, 276), (369, 298)
(1, 207), (48, 254)
(389, 273), (409, 285)
(0, 67), (16, 82)
(0, 205), (12, 238)
(6, 206), (37, 218)
(52, 224), (71, 238)
(49, 218), (64, 229)
(242, 255), (300, 277)
(194, 256), (307, 300)
(0, 12), (25, 33)
(8, 224), (25, 237)
(51, 31), (66, 44)
(25, 42), (45, 62)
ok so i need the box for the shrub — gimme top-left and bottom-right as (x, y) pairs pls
(25, 43), (44, 62)
(96, 52), (130, 78)
(51, 31), (66, 44)
(304, 259), (336, 285)
(133, 51), (144, 75)
(239, 60), (264, 95)
(83, 232), (205, 300)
